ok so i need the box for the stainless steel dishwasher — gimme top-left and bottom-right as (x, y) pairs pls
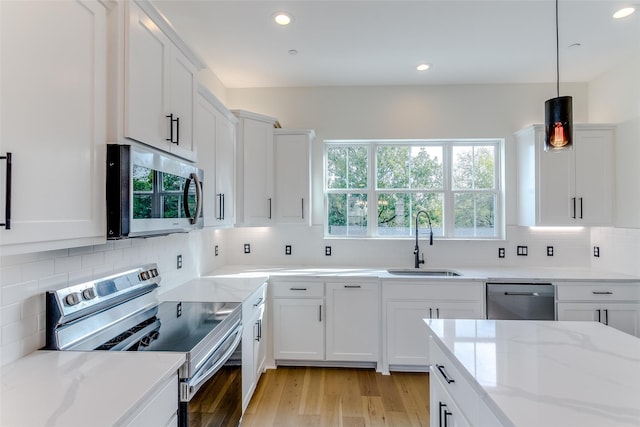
(486, 283), (555, 320)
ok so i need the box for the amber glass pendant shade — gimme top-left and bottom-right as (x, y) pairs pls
(544, 96), (573, 151)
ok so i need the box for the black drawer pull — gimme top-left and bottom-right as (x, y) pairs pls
(344, 285), (361, 289)
(592, 291), (613, 295)
(436, 364), (455, 384)
(290, 287), (307, 291)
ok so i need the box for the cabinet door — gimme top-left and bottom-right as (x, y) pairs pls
(125, 1), (171, 151)
(386, 301), (430, 367)
(430, 369), (473, 427)
(215, 112), (236, 226)
(0, 0), (106, 252)
(326, 282), (379, 362)
(535, 128), (575, 225)
(432, 301), (484, 320)
(241, 118), (274, 225)
(574, 129), (613, 224)
(195, 94), (217, 227)
(274, 131), (313, 225)
(273, 298), (324, 360)
(167, 49), (197, 161)
(557, 302), (640, 337)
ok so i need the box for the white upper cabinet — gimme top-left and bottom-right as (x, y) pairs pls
(232, 110), (278, 226)
(516, 124), (614, 226)
(0, 0), (107, 254)
(195, 89), (237, 228)
(124, 1), (200, 161)
(274, 130), (315, 225)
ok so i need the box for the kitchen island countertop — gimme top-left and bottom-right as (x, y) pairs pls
(425, 319), (640, 427)
(1, 350), (185, 427)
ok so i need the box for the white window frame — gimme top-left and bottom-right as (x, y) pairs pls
(324, 139), (505, 240)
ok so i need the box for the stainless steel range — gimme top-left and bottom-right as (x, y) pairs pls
(45, 264), (243, 427)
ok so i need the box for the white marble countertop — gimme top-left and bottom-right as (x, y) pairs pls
(159, 273), (269, 302)
(207, 265), (640, 282)
(0, 350), (185, 427)
(424, 319), (640, 427)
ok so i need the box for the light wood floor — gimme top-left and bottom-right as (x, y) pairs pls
(241, 367), (430, 427)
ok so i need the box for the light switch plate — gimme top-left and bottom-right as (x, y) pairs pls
(517, 246), (528, 256)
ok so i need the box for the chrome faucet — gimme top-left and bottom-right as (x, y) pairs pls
(414, 210), (433, 268)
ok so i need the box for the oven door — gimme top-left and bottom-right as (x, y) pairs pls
(180, 319), (242, 402)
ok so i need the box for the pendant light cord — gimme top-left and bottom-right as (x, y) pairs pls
(556, 0), (560, 98)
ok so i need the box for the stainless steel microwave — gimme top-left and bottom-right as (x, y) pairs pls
(106, 144), (203, 239)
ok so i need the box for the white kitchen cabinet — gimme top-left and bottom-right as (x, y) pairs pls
(556, 282), (640, 337)
(516, 124), (614, 226)
(0, 0), (107, 254)
(382, 281), (484, 372)
(274, 129), (315, 225)
(195, 88), (237, 227)
(123, 373), (179, 427)
(272, 280), (325, 361)
(325, 281), (379, 362)
(125, 1), (200, 161)
(242, 282), (267, 411)
(232, 110), (278, 226)
(557, 303), (640, 336)
(430, 367), (472, 427)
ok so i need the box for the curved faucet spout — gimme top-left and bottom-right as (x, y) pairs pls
(414, 210), (434, 268)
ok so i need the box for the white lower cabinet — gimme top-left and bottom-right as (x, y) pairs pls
(271, 279), (380, 365)
(429, 336), (503, 427)
(556, 282), (640, 337)
(242, 282), (267, 411)
(124, 373), (179, 427)
(325, 282), (379, 362)
(383, 281), (484, 371)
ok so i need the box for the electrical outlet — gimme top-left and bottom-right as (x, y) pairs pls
(498, 248), (505, 258)
(594, 246), (600, 257)
(285, 245), (292, 255)
(547, 246), (554, 256)
(517, 246), (528, 256)
(244, 244), (251, 254)
(176, 254), (183, 269)
(325, 246), (332, 256)
(214, 245), (219, 256)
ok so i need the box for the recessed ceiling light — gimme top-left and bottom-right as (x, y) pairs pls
(416, 64), (431, 71)
(613, 7), (635, 19)
(273, 12), (294, 26)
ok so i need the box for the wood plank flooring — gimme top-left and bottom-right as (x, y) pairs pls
(241, 367), (430, 427)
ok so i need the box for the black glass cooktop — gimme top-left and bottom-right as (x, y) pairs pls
(142, 301), (240, 352)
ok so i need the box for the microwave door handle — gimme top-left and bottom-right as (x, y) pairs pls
(183, 173), (202, 225)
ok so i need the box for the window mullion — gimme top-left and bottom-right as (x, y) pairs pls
(443, 143), (454, 237)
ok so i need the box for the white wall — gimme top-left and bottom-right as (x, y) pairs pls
(587, 56), (640, 275)
(224, 82), (594, 268)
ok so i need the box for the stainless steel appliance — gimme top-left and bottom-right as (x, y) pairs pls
(45, 264), (242, 427)
(106, 144), (204, 239)
(486, 282), (555, 320)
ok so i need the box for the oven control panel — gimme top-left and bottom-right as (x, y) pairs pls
(47, 263), (161, 316)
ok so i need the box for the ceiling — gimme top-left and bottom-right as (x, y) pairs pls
(152, 0), (640, 88)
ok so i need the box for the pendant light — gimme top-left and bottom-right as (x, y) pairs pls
(544, 0), (573, 151)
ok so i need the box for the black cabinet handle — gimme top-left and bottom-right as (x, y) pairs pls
(319, 305), (322, 322)
(221, 193), (225, 220)
(596, 309), (601, 323)
(443, 409), (452, 427)
(166, 114), (179, 144)
(579, 197), (583, 219)
(0, 152), (11, 230)
(438, 402), (447, 427)
(216, 193), (222, 220)
(572, 197), (576, 219)
(268, 198), (272, 219)
(436, 364), (455, 384)
(604, 309), (609, 325)
(301, 198), (304, 219)
(253, 297), (264, 307)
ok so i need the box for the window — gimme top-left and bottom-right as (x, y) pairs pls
(325, 139), (503, 239)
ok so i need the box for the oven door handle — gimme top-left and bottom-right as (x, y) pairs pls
(182, 322), (243, 401)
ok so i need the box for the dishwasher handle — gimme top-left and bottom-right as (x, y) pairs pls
(504, 291), (541, 296)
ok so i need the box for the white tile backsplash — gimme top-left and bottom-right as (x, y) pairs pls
(591, 227), (640, 276)
(0, 229), (223, 366)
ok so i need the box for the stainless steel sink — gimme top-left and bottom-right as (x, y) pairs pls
(386, 269), (461, 277)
